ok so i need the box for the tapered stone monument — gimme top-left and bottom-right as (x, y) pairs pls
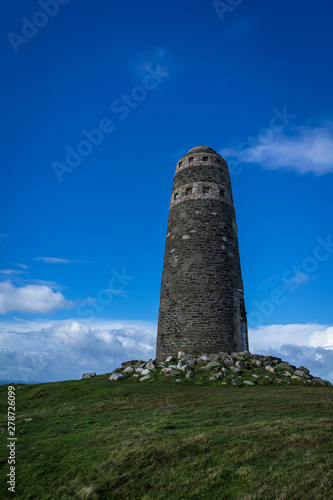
(156, 145), (248, 361)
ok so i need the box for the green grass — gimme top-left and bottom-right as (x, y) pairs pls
(0, 376), (332, 499)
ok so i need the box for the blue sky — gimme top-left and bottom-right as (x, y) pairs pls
(1, 0), (333, 383)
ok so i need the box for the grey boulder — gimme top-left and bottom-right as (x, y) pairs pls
(82, 373), (96, 379)
(109, 372), (124, 381)
(145, 360), (155, 370)
(123, 366), (134, 373)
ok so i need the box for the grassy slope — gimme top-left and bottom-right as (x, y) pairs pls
(0, 376), (332, 500)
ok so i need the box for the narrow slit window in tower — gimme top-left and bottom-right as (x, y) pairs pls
(220, 189), (225, 197)
(203, 186), (210, 194)
(189, 157), (193, 162)
(202, 156), (208, 161)
(186, 187), (192, 196)
(174, 192), (178, 201)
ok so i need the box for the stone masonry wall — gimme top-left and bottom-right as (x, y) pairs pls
(156, 146), (248, 361)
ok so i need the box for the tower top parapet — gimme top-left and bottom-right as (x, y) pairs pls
(185, 145), (218, 155)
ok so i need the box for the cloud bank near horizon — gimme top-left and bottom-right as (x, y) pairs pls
(249, 323), (333, 382)
(0, 319), (156, 383)
(0, 320), (332, 384)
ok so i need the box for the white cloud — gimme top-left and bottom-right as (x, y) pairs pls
(35, 257), (80, 264)
(15, 263), (30, 269)
(249, 323), (333, 381)
(292, 272), (311, 285)
(0, 319), (156, 383)
(0, 281), (70, 314)
(249, 323), (333, 350)
(220, 122), (333, 175)
(129, 46), (170, 78)
(4, 277), (66, 291)
(283, 271), (312, 290)
(0, 269), (25, 276)
(103, 288), (128, 297)
(26, 279), (66, 290)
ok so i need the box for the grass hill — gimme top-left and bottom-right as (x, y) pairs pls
(0, 352), (332, 499)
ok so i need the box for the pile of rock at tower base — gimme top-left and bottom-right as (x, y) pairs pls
(99, 351), (332, 387)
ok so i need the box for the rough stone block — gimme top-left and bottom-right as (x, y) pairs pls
(109, 372), (124, 381)
(82, 373), (96, 379)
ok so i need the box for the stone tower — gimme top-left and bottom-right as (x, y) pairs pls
(156, 145), (248, 362)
